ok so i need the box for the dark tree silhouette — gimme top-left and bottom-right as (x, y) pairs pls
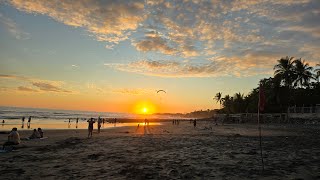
(214, 92), (223, 109)
(315, 64), (320, 82)
(274, 56), (295, 88)
(292, 58), (314, 88)
(214, 57), (319, 114)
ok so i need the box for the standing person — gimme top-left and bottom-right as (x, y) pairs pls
(2, 120), (4, 124)
(27, 116), (31, 126)
(22, 117), (25, 124)
(3, 127), (20, 150)
(87, 118), (95, 138)
(97, 117), (102, 133)
(193, 119), (197, 128)
(76, 118), (79, 129)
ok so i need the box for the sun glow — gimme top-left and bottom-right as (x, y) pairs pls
(133, 101), (156, 115)
(142, 107), (148, 113)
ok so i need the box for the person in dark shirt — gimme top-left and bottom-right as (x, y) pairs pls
(87, 118), (95, 138)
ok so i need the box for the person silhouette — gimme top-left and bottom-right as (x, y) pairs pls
(87, 118), (95, 138)
(22, 117), (25, 124)
(27, 116), (32, 126)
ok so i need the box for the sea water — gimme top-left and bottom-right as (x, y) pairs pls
(0, 106), (163, 130)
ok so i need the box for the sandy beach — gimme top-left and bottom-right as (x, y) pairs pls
(0, 121), (320, 179)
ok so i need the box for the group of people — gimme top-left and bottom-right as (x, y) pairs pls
(21, 116), (32, 129)
(87, 117), (104, 138)
(172, 119), (197, 128)
(172, 119), (181, 125)
(29, 128), (44, 139)
(2, 127), (44, 151)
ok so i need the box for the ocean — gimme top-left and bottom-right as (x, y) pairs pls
(0, 106), (165, 130)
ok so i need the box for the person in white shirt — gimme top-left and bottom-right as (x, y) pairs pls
(3, 127), (20, 149)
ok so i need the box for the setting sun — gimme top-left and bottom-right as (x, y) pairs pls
(132, 101), (156, 115)
(142, 107), (148, 113)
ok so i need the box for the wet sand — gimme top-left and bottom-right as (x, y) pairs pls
(0, 121), (319, 179)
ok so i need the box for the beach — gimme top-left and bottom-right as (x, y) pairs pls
(0, 121), (320, 179)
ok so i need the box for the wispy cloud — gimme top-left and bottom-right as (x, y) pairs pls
(0, 74), (72, 93)
(105, 58), (272, 78)
(17, 86), (38, 92)
(0, 74), (29, 80)
(111, 88), (151, 95)
(71, 64), (79, 68)
(86, 82), (151, 96)
(0, 13), (30, 39)
(32, 82), (71, 93)
(7, 0), (145, 45)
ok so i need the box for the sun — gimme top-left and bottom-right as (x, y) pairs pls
(133, 101), (156, 115)
(142, 107), (148, 113)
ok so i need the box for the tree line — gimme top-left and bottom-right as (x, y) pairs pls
(214, 56), (320, 114)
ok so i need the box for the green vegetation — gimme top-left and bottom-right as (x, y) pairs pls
(216, 57), (320, 114)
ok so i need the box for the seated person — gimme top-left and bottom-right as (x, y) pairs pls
(3, 127), (20, 149)
(37, 128), (44, 138)
(29, 129), (41, 139)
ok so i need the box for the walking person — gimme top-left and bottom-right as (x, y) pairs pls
(22, 117), (25, 124)
(193, 119), (197, 128)
(75, 118), (79, 129)
(87, 118), (95, 138)
(97, 117), (102, 133)
(27, 116), (32, 126)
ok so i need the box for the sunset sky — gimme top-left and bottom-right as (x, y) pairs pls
(0, 0), (319, 113)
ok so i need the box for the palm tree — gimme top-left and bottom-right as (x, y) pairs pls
(315, 64), (320, 82)
(234, 92), (244, 113)
(274, 56), (295, 88)
(214, 92), (223, 109)
(222, 95), (233, 114)
(292, 58), (314, 88)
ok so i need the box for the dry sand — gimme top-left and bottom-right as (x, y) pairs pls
(0, 121), (320, 179)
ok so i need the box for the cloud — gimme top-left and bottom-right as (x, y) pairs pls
(278, 26), (320, 38)
(6, 0), (320, 77)
(299, 44), (320, 65)
(0, 74), (29, 81)
(105, 58), (271, 78)
(32, 82), (71, 93)
(134, 35), (176, 55)
(111, 88), (150, 95)
(0, 13), (30, 39)
(0, 74), (72, 93)
(8, 0), (145, 45)
(17, 86), (38, 92)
